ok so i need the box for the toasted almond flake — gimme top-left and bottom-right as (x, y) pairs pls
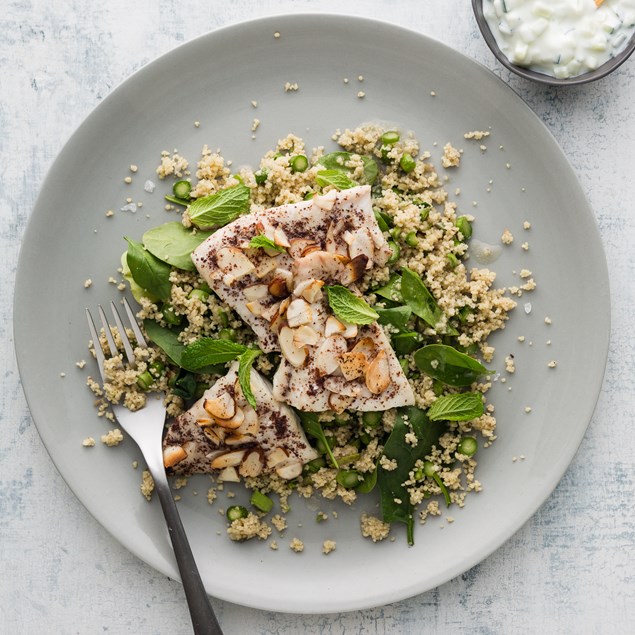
(279, 326), (308, 367)
(211, 450), (246, 470)
(365, 350), (391, 394)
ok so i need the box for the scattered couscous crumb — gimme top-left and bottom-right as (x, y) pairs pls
(360, 513), (391, 542)
(132, 460), (138, 469)
(271, 514), (287, 532)
(289, 537), (304, 552)
(525, 406), (532, 413)
(512, 456), (517, 462)
(269, 540), (279, 550)
(129, 165), (138, 173)
(105, 209), (114, 217)
(207, 487), (217, 505)
(544, 317), (552, 325)
(251, 100), (258, 108)
(430, 90), (436, 96)
(84, 279), (92, 288)
(464, 130), (490, 140)
(519, 269), (532, 279)
(505, 355), (516, 373)
(446, 516), (455, 524)
(141, 470), (154, 501)
(479, 144), (487, 151)
(82, 437), (95, 447)
(522, 242), (529, 251)
(357, 91), (366, 99)
(322, 540), (337, 555)
(274, 31), (280, 38)
(227, 513), (272, 541)
(548, 360), (558, 368)
(501, 229), (514, 245)
(76, 360), (86, 369)
(101, 429), (124, 447)
(251, 118), (260, 132)
(357, 75), (364, 81)
(173, 476), (188, 490)
(441, 142), (461, 168)
(284, 82), (299, 92)
(523, 220), (532, 230)
(124, 176), (132, 184)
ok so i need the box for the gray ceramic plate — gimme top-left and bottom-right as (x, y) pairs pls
(14, 14), (609, 613)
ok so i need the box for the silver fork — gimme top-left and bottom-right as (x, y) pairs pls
(86, 298), (223, 635)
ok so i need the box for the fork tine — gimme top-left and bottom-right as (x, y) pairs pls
(110, 301), (136, 367)
(85, 308), (106, 382)
(122, 297), (148, 348)
(98, 305), (120, 359)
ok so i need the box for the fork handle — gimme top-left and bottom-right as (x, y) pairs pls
(152, 471), (224, 635)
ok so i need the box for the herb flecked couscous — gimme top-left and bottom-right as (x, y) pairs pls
(87, 124), (524, 548)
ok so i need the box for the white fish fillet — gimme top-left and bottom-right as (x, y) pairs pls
(163, 363), (317, 476)
(191, 185), (415, 412)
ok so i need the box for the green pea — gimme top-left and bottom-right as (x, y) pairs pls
(255, 168), (268, 185)
(359, 431), (372, 445)
(218, 309), (230, 328)
(218, 328), (237, 341)
(148, 361), (165, 378)
(446, 253), (459, 269)
(188, 288), (210, 302)
(226, 505), (248, 522)
(316, 437), (335, 455)
(136, 371), (154, 391)
(162, 304), (182, 326)
(457, 436), (478, 457)
(387, 240), (401, 264)
(336, 470), (361, 489)
(362, 411), (383, 428)
(290, 155), (309, 173)
(414, 468), (424, 480)
(381, 130), (400, 145)
(399, 153), (416, 173)
(405, 232), (419, 248)
(455, 216), (473, 240)
(333, 413), (349, 426)
(250, 491), (274, 513)
(390, 226), (402, 241)
(304, 457), (326, 473)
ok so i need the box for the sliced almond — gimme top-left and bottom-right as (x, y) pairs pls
(214, 407), (245, 430)
(294, 278), (324, 303)
(341, 322), (358, 339)
(256, 218), (276, 241)
(254, 256), (280, 279)
(204, 393), (236, 421)
(324, 315), (346, 337)
(340, 254), (369, 285)
(243, 284), (269, 302)
(163, 445), (187, 468)
(216, 247), (255, 281)
(313, 189), (338, 211)
(325, 218), (350, 256)
(276, 461), (303, 480)
(273, 226), (291, 248)
(293, 325), (320, 347)
(346, 227), (375, 266)
(268, 276), (289, 298)
(324, 376), (364, 397)
(238, 406), (260, 436)
(246, 300), (268, 317)
(351, 337), (377, 360)
(293, 250), (349, 284)
(239, 450), (265, 478)
(195, 417), (213, 427)
(217, 466), (240, 483)
(211, 449), (246, 470)
(261, 301), (282, 322)
(286, 298), (313, 328)
(314, 335), (347, 376)
(338, 351), (368, 381)
(225, 432), (254, 446)
(365, 349), (391, 394)
(328, 391), (355, 413)
(202, 426), (225, 445)
(266, 447), (289, 470)
(288, 238), (322, 259)
(279, 326), (307, 367)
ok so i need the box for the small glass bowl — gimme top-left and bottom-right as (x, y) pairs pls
(472, 0), (635, 86)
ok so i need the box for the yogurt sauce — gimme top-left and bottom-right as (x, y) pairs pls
(483, 0), (635, 78)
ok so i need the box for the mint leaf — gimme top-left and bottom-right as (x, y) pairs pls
(325, 285), (379, 325)
(427, 392), (484, 421)
(188, 184), (251, 229)
(316, 169), (357, 190)
(237, 348), (262, 409)
(318, 152), (378, 185)
(125, 237), (172, 301)
(249, 235), (286, 253)
(181, 338), (247, 370)
(143, 222), (213, 272)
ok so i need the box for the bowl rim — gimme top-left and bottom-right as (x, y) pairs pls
(472, 0), (635, 86)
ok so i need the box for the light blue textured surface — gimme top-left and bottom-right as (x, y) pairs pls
(1, 1), (633, 633)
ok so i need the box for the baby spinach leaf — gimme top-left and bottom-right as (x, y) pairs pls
(414, 344), (492, 387)
(318, 151), (378, 185)
(376, 306), (412, 332)
(356, 462), (378, 494)
(427, 392), (484, 421)
(188, 183), (251, 229)
(392, 331), (422, 356)
(125, 237), (172, 301)
(325, 285), (379, 325)
(378, 407), (446, 545)
(249, 235), (286, 253)
(316, 170), (357, 190)
(298, 411), (339, 469)
(181, 337), (248, 370)
(237, 348), (262, 409)
(401, 267), (456, 334)
(168, 369), (197, 400)
(142, 222), (213, 272)
(143, 319), (185, 366)
(121, 252), (159, 303)
(373, 273), (403, 302)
